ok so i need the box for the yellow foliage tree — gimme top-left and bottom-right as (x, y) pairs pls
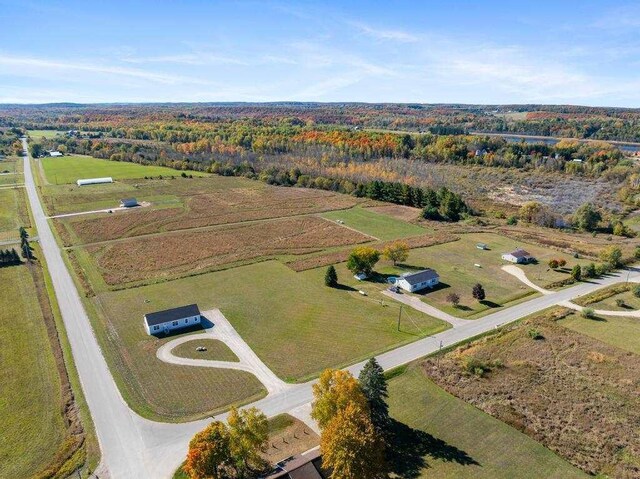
(382, 241), (409, 266)
(311, 369), (369, 430)
(183, 421), (233, 479)
(321, 402), (387, 479)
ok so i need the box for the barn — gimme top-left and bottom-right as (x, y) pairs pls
(76, 177), (113, 186)
(120, 198), (138, 208)
(144, 304), (201, 335)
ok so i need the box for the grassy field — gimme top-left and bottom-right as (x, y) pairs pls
(41, 154), (208, 185)
(386, 364), (586, 479)
(28, 129), (66, 139)
(575, 288), (640, 311)
(0, 186), (30, 241)
(172, 338), (239, 362)
(559, 312), (640, 355)
(322, 206), (427, 240)
(423, 309), (640, 477)
(340, 232), (586, 318)
(94, 260), (449, 387)
(0, 266), (69, 479)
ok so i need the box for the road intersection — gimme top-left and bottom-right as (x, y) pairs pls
(21, 138), (640, 478)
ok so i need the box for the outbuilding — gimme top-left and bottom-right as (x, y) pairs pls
(396, 269), (440, 293)
(144, 303), (201, 335)
(502, 248), (535, 264)
(120, 198), (138, 208)
(77, 177), (113, 186)
(49, 151), (63, 157)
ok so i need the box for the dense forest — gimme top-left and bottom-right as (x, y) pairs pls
(3, 103), (640, 216)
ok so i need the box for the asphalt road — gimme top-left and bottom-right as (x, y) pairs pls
(21, 137), (640, 478)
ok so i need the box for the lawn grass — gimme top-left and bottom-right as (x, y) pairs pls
(95, 260), (449, 388)
(559, 312), (640, 355)
(575, 288), (640, 311)
(373, 232), (586, 317)
(322, 205), (426, 240)
(41, 154), (208, 185)
(0, 266), (69, 479)
(28, 129), (66, 139)
(386, 363), (587, 479)
(172, 338), (239, 362)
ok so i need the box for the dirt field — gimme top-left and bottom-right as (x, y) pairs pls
(90, 216), (371, 285)
(422, 309), (640, 478)
(59, 184), (361, 245)
(366, 204), (423, 222)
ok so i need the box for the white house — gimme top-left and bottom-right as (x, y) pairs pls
(502, 248), (535, 264)
(396, 269), (440, 293)
(76, 177), (113, 186)
(144, 304), (201, 335)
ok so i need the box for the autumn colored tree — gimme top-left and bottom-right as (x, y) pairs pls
(446, 292), (461, 307)
(346, 246), (380, 276)
(548, 259), (559, 269)
(472, 283), (485, 301)
(382, 241), (409, 266)
(558, 258), (567, 268)
(321, 402), (387, 479)
(599, 245), (622, 268)
(358, 358), (389, 435)
(227, 407), (269, 477)
(184, 421), (233, 479)
(311, 369), (369, 430)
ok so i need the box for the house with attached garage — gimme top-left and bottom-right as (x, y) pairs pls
(144, 303), (201, 335)
(396, 269), (440, 293)
(502, 248), (535, 264)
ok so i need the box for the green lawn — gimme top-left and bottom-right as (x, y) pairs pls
(386, 364), (587, 479)
(0, 266), (68, 478)
(0, 187), (30, 239)
(370, 233), (587, 317)
(41, 154), (208, 185)
(322, 206), (426, 240)
(172, 338), (239, 362)
(559, 312), (640, 355)
(94, 261), (449, 392)
(28, 129), (66, 139)
(577, 288), (640, 311)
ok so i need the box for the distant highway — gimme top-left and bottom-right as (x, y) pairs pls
(20, 136), (640, 478)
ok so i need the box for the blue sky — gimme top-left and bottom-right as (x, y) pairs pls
(1, 1), (640, 106)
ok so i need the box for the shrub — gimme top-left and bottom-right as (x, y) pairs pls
(558, 259), (567, 267)
(548, 259), (559, 269)
(633, 285), (640, 298)
(582, 307), (595, 319)
(506, 215), (518, 225)
(615, 299), (625, 308)
(528, 328), (543, 340)
(635, 246), (640, 259)
(582, 262), (596, 278)
(571, 264), (582, 281)
(599, 245), (622, 268)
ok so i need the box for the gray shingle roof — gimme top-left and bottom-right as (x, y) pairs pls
(144, 304), (200, 326)
(509, 249), (532, 258)
(400, 269), (439, 285)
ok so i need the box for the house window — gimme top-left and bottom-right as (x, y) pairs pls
(172, 321), (179, 326)
(185, 318), (189, 323)
(194, 316), (199, 322)
(153, 325), (159, 331)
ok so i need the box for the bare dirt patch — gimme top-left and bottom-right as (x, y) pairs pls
(366, 204), (422, 222)
(91, 216), (370, 284)
(423, 309), (640, 478)
(64, 186), (360, 245)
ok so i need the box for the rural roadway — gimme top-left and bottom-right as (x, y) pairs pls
(20, 138), (640, 478)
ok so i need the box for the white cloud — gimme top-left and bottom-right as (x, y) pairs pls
(0, 54), (212, 85)
(349, 21), (419, 43)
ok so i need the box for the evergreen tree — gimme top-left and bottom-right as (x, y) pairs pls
(325, 265), (338, 287)
(358, 358), (389, 435)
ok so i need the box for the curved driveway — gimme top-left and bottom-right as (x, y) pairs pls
(22, 138), (640, 478)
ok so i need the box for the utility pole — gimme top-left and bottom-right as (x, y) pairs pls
(397, 304), (403, 331)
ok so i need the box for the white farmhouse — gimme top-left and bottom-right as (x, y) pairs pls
(143, 304), (201, 335)
(501, 248), (535, 264)
(396, 269), (440, 293)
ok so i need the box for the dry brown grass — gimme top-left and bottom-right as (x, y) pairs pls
(63, 186), (360, 245)
(91, 216), (370, 284)
(286, 233), (459, 271)
(366, 204), (422, 222)
(423, 309), (640, 478)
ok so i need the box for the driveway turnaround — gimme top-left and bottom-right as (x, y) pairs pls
(21, 137), (640, 478)
(157, 309), (291, 394)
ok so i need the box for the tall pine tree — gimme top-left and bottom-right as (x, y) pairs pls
(358, 357), (390, 435)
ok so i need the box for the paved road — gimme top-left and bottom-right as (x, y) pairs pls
(21, 137), (640, 478)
